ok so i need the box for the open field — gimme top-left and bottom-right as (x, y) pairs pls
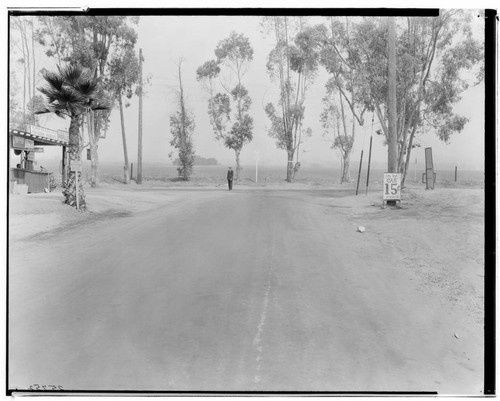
(33, 161), (484, 190)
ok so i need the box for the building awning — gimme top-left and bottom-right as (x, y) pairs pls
(9, 125), (69, 147)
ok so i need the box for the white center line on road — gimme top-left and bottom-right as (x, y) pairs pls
(252, 213), (276, 384)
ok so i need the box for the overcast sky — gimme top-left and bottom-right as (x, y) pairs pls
(12, 11), (486, 171)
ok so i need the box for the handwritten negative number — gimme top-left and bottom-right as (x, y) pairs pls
(29, 384), (63, 390)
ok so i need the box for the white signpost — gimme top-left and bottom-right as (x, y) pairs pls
(254, 150), (260, 183)
(383, 173), (401, 207)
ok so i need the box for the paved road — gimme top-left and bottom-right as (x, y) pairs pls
(9, 188), (482, 393)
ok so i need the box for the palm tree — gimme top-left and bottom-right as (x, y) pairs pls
(36, 64), (109, 210)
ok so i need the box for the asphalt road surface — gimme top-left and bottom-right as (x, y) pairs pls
(9, 188), (483, 393)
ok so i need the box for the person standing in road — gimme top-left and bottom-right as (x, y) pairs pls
(227, 167), (234, 190)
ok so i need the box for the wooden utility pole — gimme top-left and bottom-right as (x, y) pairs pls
(387, 17), (398, 174)
(355, 150), (364, 196)
(137, 48), (143, 185)
(119, 94), (130, 184)
(365, 135), (373, 195)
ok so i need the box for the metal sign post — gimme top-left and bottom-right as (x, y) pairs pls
(365, 136), (373, 195)
(355, 150), (364, 196)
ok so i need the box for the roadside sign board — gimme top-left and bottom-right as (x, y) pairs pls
(30, 125), (58, 141)
(383, 173), (401, 201)
(424, 147), (435, 189)
(12, 135), (25, 149)
(70, 161), (82, 172)
(24, 139), (34, 150)
(425, 147), (434, 169)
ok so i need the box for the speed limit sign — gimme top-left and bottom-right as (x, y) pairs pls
(383, 173), (401, 205)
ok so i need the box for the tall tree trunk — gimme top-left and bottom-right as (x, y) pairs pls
(286, 149), (294, 182)
(387, 17), (398, 174)
(235, 149), (241, 181)
(119, 94), (130, 184)
(341, 152), (351, 183)
(401, 123), (418, 188)
(31, 17), (36, 125)
(90, 140), (99, 187)
(176, 59), (193, 181)
(90, 111), (99, 187)
(20, 21), (32, 114)
(19, 20), (27, 128)
(292, 124), (301, 181)
(137, 48), (143, 184)
(63, 116), (86, 210)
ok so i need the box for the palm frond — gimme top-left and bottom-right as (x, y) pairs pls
(68, 81), (98, 100)
(54, 110), (66, 119)
(53, 87), (87, 107)
(38, 63), (109, 119)
(41, 70), (65, 91)
(57, 64), (85, 86)
(35, 104), (69, 118)
(38, 86), (59, 103)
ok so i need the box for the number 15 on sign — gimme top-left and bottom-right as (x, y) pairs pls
(383, 173), (401, 200)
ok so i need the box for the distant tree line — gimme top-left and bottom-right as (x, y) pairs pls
(10, 13), (483, 210)
(172, 156), (218, 166)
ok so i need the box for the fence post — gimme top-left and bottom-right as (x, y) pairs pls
(365, 136), (373, 195)
(356, 150), (364, 196)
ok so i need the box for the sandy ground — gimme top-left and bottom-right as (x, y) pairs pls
(8, 179), (484, 394)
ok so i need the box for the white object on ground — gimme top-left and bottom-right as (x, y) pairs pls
(357, 226), (365, 233)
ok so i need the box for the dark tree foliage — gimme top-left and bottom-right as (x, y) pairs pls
(339, 13), (483, 185)
(36, 16), (140, 186)
(36, 64), (110, 209)
(170, 60), (195, 181)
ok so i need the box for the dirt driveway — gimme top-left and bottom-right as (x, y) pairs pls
(8, 185), (484, 393)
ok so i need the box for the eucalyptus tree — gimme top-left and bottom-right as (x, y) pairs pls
(262, 17), (320, 182)
(312, 18), (369, 183)
(197, 31), (254, 180)
(170, 59), (195, 181)
(11, 15), (40, 127)
(320, 89), (356, 183)
(36, 65), (109, 209)
(36, 15), (140, 187)
(107, 46), (140, 183)
(346, 12), (483, 185)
